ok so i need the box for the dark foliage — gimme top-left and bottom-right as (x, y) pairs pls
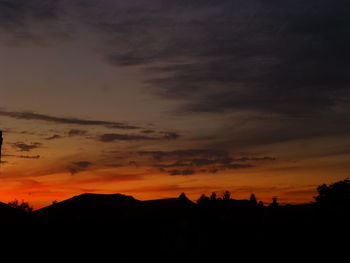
(0, 180), (349, 260)
(315, 179), (350, 206)
(7, 199), (33, 213)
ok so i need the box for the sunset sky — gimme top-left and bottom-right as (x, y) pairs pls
(1, 0), (350, 209)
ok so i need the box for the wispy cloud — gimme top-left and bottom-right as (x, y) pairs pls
(11, 142), (41, 152)
(66, 161), (93, 175)
(0, 110), (139, 130)
(99, 132), (180, 142)
(137, 149), (275, 175)
(3, 154), (40, 159)
(138, 149), (230, 161)
(68, 129), (88, 136)
(45, 134), (62, 140)
(169, 169), (196, 176)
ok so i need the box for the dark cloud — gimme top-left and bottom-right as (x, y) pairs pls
(0, 110), (140, 130)
(99, 132), (180, 142)
(155, 157), (231, 168)
(0, 0), (60, 22)
(45, 134), (62, 140)
(219, 163), (254, 170)
(154, 161), (190, 169)
(68, 129), (87, 136)
(100, 133), (157, 142)
(139, 149), (272, 175)
(3, 154), (40, 159)
(103, 163), (123, 168)
(2, 1), (350, 119)
(93, 0), (350, 145)
(161, 132), (181, 140)
(11, 142), (41, 152)
(167, 162), (253, 176)
(3, 0), (350, 147)
(140, 130), (155, 134)
(129, 161), (138, 167)
(169, 169), (196, 176)
(191, 158), (219, 167)
(66, 166), (79, 175)
(123, 0), (350, 118)
(138, 149), (229, 161)
(209, 168), (219, 174)
(66, 161), (92, 175)
(0, 0), (70, 45)
(205, 114), (350, 150)
(233, 157), (276, 162)
(73, 161), (92, 169)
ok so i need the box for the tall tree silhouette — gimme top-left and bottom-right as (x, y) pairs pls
(269, 197), (279, 207)
(249, 194), (257, 206)
(210, 192), (217, 201)
(222, 191), (231, 201)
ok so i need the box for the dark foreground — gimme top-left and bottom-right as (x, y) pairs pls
(1, 193), (349, 261)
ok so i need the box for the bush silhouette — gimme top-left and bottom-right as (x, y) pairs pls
(8, 199), (33, 213)
(210, 192), (217, 201)
(197, 194), (210, 205)
(269, 196), (279, 207)
(315, 179), (350, 206)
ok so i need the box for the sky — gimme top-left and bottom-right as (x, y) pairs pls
(1, 0), (350, 209)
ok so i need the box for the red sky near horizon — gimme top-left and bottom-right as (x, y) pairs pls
(1, 0), (350, 209)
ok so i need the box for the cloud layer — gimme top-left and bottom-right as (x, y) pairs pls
(138, 149), (275, 176)
(0, 110), (139, 130)
(1, 0), (349, 148)
(12, 142), (41, 152)
(1, 1), (349, 117)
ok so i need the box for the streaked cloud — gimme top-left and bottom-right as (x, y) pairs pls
(68, 129), (88, 136)
(99, 132), (180, 142)
(3, 154), (40, 159)
(45, 134), (62, 140)
(0, 109), (140, 130)
(66, 161), (93, 175)
(11, 142), (41, 152)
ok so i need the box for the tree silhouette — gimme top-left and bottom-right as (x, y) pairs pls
(8, 199), (33, 213)
(269, 196), (279, 207)
(258, 201), (264, 207)
(222, 190), (231, 201)
(249, 193), (257, 206)
(197, 194), (210, 205)
(315, 179), (350, 206)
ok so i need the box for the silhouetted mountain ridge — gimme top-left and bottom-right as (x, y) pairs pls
(2, 188), (350, 260)
(33, 192), (140, 220)
(33, 192), (195, 221)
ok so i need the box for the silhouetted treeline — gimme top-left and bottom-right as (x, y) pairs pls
(1, 179), (349, 261)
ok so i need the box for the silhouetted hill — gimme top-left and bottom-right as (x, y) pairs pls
(2, 190), (350, 260)
(0, 201), (25, 221)
(141, 193), (195, 214)
(4, 179), (350, 261)
(33, 192), (196, 223)
(28, 192), (201, 260)
(33, 193), (141, 221)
